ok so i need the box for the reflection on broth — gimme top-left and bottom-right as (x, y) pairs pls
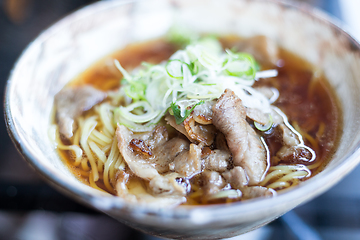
(51, 35), (341, 207)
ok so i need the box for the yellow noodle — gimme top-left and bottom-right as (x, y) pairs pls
(76, 169), (90, 177)
(98, 103), (116, 135)
(118, 161), (126, 171)
(103, 137), (119, 192)
(81, 158), (90, 171)
(307, 159), (323, 170)
(81, 142), (96, 172)
(109, 155), (123, 184)
(92, 129), (112, 144)
(307, 70), (320, 99)
(107, 137), (119, 163)
(89, 171), (107, 193)
(53, 126), (83, 165)
(102, 144), (112, 153)
(97, 160), (104, 172)
(88, 132), (108, 147)
(302, 132), (319, 152)
(260, 169), (289, 185)
(316, 122), (326, 139)
(73, 125), (81, 146)
(271, 156), (280, 165)
(188, 189), (204, 199)
(269, 165), (302, 171)
(270, 165), (311, 174)
(185, 198), (200, 205)
(114, 157), (121, 169)
(56, 142), (83, 164)
(191, 184), (200, 191)
(290, 178), (300, 186)
(94, 104), (115, 141)
(109, 152), (120, 184)
(277, 171), (308, 183)
(262, 164), (310, 190)
(80, 117), (99, 181)
(102, 128), (114, 139)
(267, 181), (290, 189)
(114, 153), (124, 170)
(292, 121), (319, 151)
(89, 141), (107, 163)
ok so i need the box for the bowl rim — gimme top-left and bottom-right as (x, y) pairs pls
(4, 0), (360, 226)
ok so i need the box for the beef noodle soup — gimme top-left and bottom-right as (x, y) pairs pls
(51, 34), (341, 207)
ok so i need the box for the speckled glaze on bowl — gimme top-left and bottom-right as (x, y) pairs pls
(4, 0), (360, 239)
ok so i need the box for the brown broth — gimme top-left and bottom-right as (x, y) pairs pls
(69, 39), (177, 91)
(60, 37), (342, 204)
(262, 49), (341, 174)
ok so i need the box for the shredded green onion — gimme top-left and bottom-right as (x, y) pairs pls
(118, 101), (161, 123)
(224, 50), (257, 79)
(113, 36), (278, 131)
(254, 114), (273, 131)
(166, 60), (188, 80)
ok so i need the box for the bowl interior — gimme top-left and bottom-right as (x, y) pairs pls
(5, 0), (360, 238)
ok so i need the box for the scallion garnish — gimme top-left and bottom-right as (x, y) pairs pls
(113, 35), (278, 131)
(166, 59), (189, 80)
(254, 114), (273, 132)
(170, 101), (205, 125)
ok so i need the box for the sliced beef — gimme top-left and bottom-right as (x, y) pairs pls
(116, 125), (159, 180)
(125, 125), (190, 174)
(280, 124), (300, 146)
(222, 167), (273, 199)
(165, 115), (192, 140)
(169, 143), (202, 178)
(212, 89), (267, 184)
(275, 124), (312, 163)
(115, 171), (186, 207)
(202, 149), (230, 172)
(215, 133), (230, 151)
(183, 116), (216, 146)
(129, 139), (152, 156)
(150, 137), (190, 173)
(241, 186), (274, 199)
(242, 124), (268, 183)
(276, 145), (312, 164)
(222, 166), (248, 189)
(201, 171), (226, 196)
(116, 125), (187, 201)
(117, 124), (190, 177)
(192, 100), (216, 125)
(55, 85), (107, 138)
(115, 171), (137, 203)
(149, 172), (187, 196)
(271, 108), (285, 126)
(246, 108), (269, 125)
(212, 89), (248, 160)
(141, 125), (169, 148)
(166, 114), (215, 146)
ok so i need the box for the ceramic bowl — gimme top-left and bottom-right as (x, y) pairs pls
(5, 0), (360, 239)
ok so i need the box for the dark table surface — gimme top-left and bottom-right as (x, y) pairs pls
(1, 0), (360, 239)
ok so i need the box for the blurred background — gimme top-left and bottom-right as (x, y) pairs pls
(1, 0), (360, 239)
